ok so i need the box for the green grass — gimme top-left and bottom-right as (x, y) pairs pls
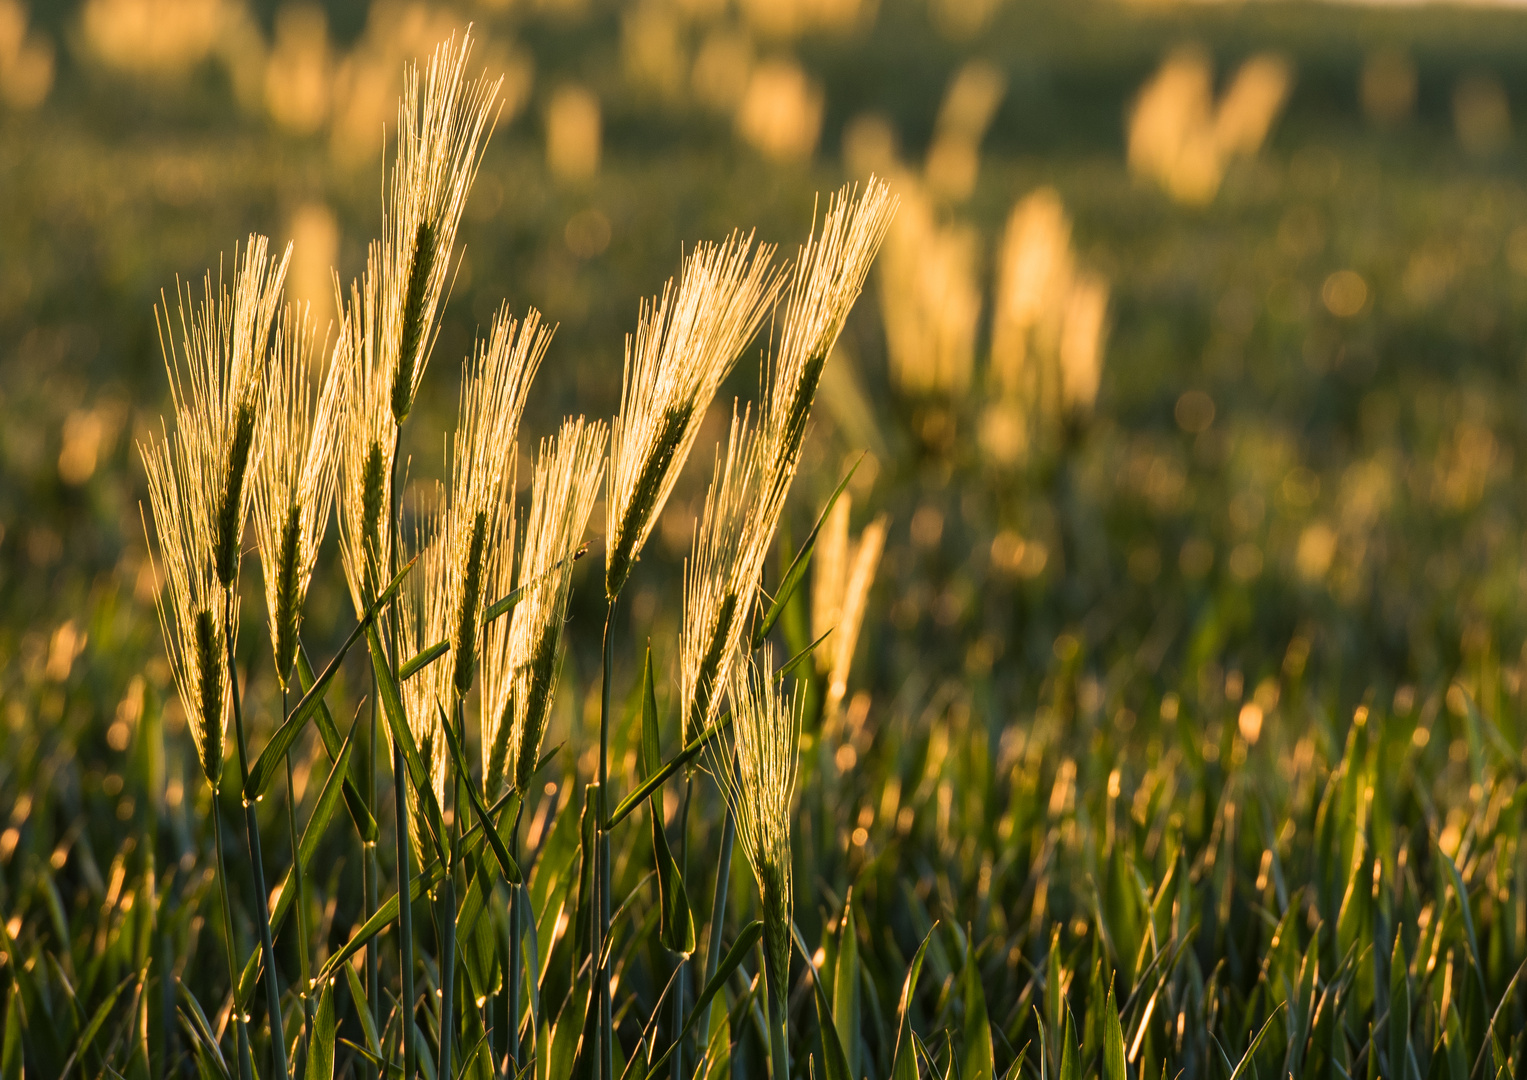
(11, 1), (1527, 1077)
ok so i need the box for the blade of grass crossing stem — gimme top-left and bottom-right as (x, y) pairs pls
(962, 935), (994, 1080)
(640, 648), (694, 955)
(890, 924), (937, 1080)
(240, 712), (363, 1003)
(297, 647), (376, 841)
(305, 982), (336, 1080)
(439, 709), (521, 884)
(1226, 1005), (1283, 1080)
(1102, 987), (1126, 1080)
(57, 973), (132, 1079)
(752, 459), (860, 649)
(366, 621), (448, 864)
(246, 559), (415, 802)
(344, 961), (384, 1062)
(318, 866), (445, 983)
(399, 640), (449, 681)
(643, 921), (764, 1080)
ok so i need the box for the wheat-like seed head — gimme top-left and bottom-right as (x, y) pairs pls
(605, 232), (782, 599)
(707, 650), (801, 1015)
(253, 302), (345, 690)
(141, 234), (288, 786)
(481, 417), (606, 798)
(398, 488), (452, 863)
(444, 306), (549, 698)
(336, 251), (402, 616)
(765, 179), (895, 495)
(385, 30), (501, 424)
(679, 407), (775, 747)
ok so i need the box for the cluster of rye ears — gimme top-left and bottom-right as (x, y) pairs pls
(141, 27), (896, 1080)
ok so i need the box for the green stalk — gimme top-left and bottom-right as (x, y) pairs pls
(386, 429), (417, 1080)
(597, 596), (617, 1080)
(437, 695), (467, 1080)
(761, 929), (788, 1080)
(211, 795), (256, 1080)
(670, 779), (692, 1080)
(507, 801), (525, 1070)
(364, 714), (380, 1080)
(225, 594), (288, 1080)
(281, 686), (315, 1073)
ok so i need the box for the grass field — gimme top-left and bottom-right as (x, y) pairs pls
(9, 1), (1527, 1078)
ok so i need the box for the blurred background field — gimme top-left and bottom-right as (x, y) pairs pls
(14, 0), (1527, 1075)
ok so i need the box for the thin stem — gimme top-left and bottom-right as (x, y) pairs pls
(670, 779), (692, 1080)
(225, 593), (288, 1080)
(438, 873), (457, 1080)
(597, 596), (617, 1080)
(702, 808), (736, 1023)
(386, 426), (417, 1080)
(212, 793), (256, 1080)
(507, 800), (525, 1070)
(365, 689), (380, 1080)
(282, 685), (315, 1074)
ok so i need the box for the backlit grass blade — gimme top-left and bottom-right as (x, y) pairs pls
(752, 458), (860, 650)
(297, 647), (376, 842)
(643, 921), (764, 1079)
(365, 620), (448, 865)
(304, 982), (335, 1080)
(640, 647), (694, 955)
(399, 639), (449, 681)
(791, 921), (850, 1080)
(890, 923), (936, 1080)
(317, 864), (446, 984)
(238, 711), (363, 1005)
(439, 704), (521, 884)
(246, 556), (417, 801)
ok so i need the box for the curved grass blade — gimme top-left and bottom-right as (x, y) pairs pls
(239, 709), (363, 1004)
(483, 543), (589, 625)
(439, 705), (521, 884)
(890, 923), (937, 1080)
(305, 982), (335, 1080)
(246, 556), (417, 801)
(608, 714), (733, 829)
(400, 640), (450, 682)
(57, 973), (133, 1079)
(366, 621), (448, 865)
(297, 647), (377, 842)
(640, 647), (694, 955)
(643, 921), (765, 1080)
(752, 458), (861, 650)
(317, 865), (446, 985)
(791, 922), (850, 1080)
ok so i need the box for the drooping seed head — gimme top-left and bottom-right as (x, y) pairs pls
(384, 32), (501, 423)
(765, 180), (895, 496)
(397, 489), (452, 859)
(679, 407), (777, 747)
(445, 306), (548, 697)
(605, 233), (782, 598)
(707, 651), (801, 1017)
(336, 258), (401, 617)
(142, 234), (287, 790)
(479, 417), (605, 797)
(253, 302), (344, 689)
